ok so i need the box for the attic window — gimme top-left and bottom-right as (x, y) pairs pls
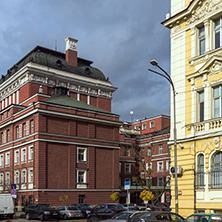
(85, 67), (91, 75)
(56, 59), (63, 67)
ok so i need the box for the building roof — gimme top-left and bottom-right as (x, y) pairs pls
(43, 95), (116, 115)
(1, 45), (108, 84)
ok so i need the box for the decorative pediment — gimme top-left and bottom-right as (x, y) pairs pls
(198, 56), (222, 75)
(163, 0), (222, 29)
(187, 0), (222, 25)
(187, 55), (222, 80)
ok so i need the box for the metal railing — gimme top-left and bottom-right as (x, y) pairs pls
(208, 170), (222, 188)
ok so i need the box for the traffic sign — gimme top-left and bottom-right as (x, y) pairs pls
(11, 189), (16, 195)
(11, 184), (16, 189)
(124, 181), (130, 190)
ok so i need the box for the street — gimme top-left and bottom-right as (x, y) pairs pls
(0, 218), (87, 222)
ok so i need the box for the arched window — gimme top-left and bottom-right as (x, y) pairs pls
(197, 154), (204, 188)
(212, 152), (222, 187)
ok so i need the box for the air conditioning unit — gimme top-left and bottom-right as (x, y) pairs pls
(170, 166), (183, 175)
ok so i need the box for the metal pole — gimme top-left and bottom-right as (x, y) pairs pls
(148, 61), (178, 214)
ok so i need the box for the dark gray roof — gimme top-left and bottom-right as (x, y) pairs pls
(1, 46), (108, 84)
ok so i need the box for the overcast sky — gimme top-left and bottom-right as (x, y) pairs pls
(0, 0), (171, 122)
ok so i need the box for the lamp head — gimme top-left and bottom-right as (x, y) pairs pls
(150, 59), (158, 67)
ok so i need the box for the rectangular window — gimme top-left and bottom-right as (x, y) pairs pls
(125, 148), (130, 156)
(166, 176), (171, 186)
(146, 176), (152, 186)
(28, 168), (33, 183)
(30, 120), (34, 134)
(146, 162), (152, 170)
(16, 126), (19, 139)
(7, 130), (10, 142)
(159, 145), (163, 154)
(125, 163), (131, 174)
(28, 146), (33, 161)
(79, 195), (85, 204)
(21, 148), (26, 163)
(199, 91), (204, 122)
(14, 171), (19, 184)
(166, 160), (170, 172)
(141, 170), (145, 178)
(134, 125), (139, 130)
(5, 152), (10, 166)
(142, 123), (146, 130)
(0, 173), (3, 186)
(214, 85), (222, 118)
(147, 148), (151, 156)
(21, 169), (26, 184)
(1, 132), (3, 145)
(77, 170), (86, 183)
(0, 155), (3, 168)
(157, 176), (163, 186)
(214, 17), (222, 49)
(14, 150), (19, 165)
(5, 172), (10, 185)
(150, 121), (154, 128)
(157, 161), (163, 172)
(199, 26), (205, 55)
(23, 123), (26, 137)
(77, 147), (87, 162)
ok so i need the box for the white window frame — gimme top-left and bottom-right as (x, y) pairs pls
(30, 120), (34, 134)
(5, 172), (10, 185)
(198, 25), (205, 55)
(141, 170), (145, 178)
(14, 150), (19, 165)
(159, 145), (163, 154)
(150, 121), (154, 128)
(7, 129), (10, 142)
(21, 148), (26, 163)
(214, 17), (222, 49)
(0, 173), (4, 186)
(146, 162), (152, 170)
(21, 169), (26, 184)
(0, 154), (3, 168)
(77, 169), (87, 189)
(23, 123), (26, 137)
(166, 175), (171, 186)
(147, 148), (151, 156)
(157, 161), (163, 172)
(142, 123), (146, 130)
(28, 167), (33, 183)
(125, 163), (131, 174)
(5, 152), (10, 166)
(28, 146), (33, 162)
(157, 176), (163, 186)
(166, 160), (170, 172)
(14, 170), (19, 185)
(77, 147), (87, 163)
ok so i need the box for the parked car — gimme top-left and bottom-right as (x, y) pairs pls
(123, 204), (146, 211)
(25, 204), (60, 221)
(126, 211), (184, 222)
(155, 203), (171, 212)
(57, 205), (83, 219)
(87, 208), (125, 222)
(94, 204), (126, 211)
(184, 213), (222, 222)
(100, 211), (140, 222)
(72, 203), (94, 218)
(0, 194), (15, 219)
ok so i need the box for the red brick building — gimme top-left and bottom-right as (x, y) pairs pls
(0, 37), (121, 208)
(119, 115), (171, 204)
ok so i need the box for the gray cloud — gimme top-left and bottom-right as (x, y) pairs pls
(0, 0), (171, 122)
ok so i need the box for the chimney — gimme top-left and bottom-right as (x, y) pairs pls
(65, 37), (78, 67)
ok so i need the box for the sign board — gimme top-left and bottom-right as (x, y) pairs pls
(178, 190), (182, 195)
(11, 189), (16, 195)
(124, 181), (130, 190)
(11, 184), (16, 189)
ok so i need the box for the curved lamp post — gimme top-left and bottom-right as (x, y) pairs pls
(148, 60), (178, 214)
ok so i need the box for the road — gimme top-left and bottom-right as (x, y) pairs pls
(1, 218), (87, 222)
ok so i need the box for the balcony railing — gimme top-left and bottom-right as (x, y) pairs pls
(193, 118), (222, 133)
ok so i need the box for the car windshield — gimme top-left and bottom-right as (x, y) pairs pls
(39, 204), (54, 209)
(113, 212), (133, 220)
(184, 215), (210, 222)
(132, 212), (152, 219)
(81, 204), (93, 209)
(68, 207), (78, 210)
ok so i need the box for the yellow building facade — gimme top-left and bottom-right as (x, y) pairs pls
(163, 0), (222, 218)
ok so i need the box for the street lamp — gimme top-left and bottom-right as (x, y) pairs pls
(148, 59), (178, 214)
